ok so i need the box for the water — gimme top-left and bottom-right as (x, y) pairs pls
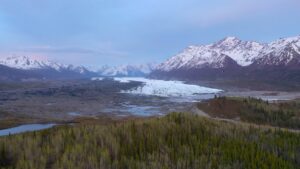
(103, 104), (162, 117)
(0, 124), (56, 137)
(123, 105), (162, 116)
(68, 112), (82, 116)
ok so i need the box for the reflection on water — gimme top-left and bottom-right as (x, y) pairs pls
(0, 124), (56, 137)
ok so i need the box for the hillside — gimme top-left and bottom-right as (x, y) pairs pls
(0, 113), (299, 169)
(198, 97), (300, 129)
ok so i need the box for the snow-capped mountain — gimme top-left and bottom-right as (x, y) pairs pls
(156, 37), (266, 71)
(0, 55), (65, 70)
(151, 35), (300, 84)
(0, 55), (97, 80)
(155, 35), (300, 72)
(212, 37), (267, 66)
(98, 63), (157, 77)
(0, 55), (92, 74)
(252, 36), (300, 67)
(0, 55), (157, 80)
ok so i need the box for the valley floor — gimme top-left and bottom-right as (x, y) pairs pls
(0, 78), (300, 168)
(1, 78), (300, 129)
(0, 78), (219, 129)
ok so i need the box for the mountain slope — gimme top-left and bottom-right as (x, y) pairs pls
(156, 36), (267, 72)
(252, 39), (300, 68)
(0, 56), (158, 80)
(151, 35), (300, 81)
(0, 56), (96, 80)
(0, 64), (42, 81)
(98, 63), (157, 77)
(0, 56), (65, 70)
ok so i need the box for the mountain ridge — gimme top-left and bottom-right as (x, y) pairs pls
(0, 55), (97, 80)
(151, 35), (300, 87)
(97, 63), (157, 77)
(155, 35), (300, 72)
(0, 55), (157, 80)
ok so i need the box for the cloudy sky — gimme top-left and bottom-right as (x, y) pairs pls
(0, 0), (299, 67)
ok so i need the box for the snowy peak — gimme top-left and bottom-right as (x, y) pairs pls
(252, 36), (300, 67)
(264, 35), (300, 57)
(214, 39), (266, 66)
(0, 55), (65, 70)
(0, 55), (94, 75)
(98, 63), (157, 77)
(156, 35), (300, 72)
(269, 35), (300, 50)
(213, 36), (242, 49)
(253, 43), (300, 66)
(156, 37), (264, 71)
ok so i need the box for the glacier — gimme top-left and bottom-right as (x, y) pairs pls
(112, 77), (222, 97)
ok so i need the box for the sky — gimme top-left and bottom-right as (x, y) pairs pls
(0, 0), (299, 67)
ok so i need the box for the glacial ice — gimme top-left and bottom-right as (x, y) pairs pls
(113, 77), (222, 97)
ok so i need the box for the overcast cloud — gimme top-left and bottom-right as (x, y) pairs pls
(0, 0), (299, 67)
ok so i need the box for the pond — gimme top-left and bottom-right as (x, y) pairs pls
(0, 123), (56, 137)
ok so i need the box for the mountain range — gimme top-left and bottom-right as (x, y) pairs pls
(0, 56), (96, 81)
(1, 35), (300, 85)
(0, 55), (156, 81)
(97, 63), (157, 77)
(150, 35), (300, 84)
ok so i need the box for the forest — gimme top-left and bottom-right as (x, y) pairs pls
(198, 96), (300, 129)
(0, 112), (299, 169)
